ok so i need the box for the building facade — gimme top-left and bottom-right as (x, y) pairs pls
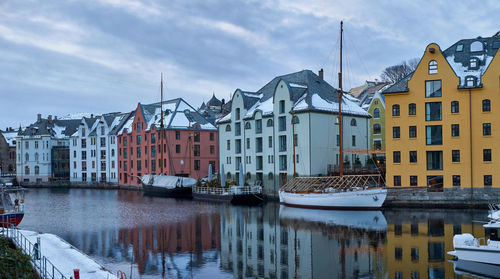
(384, 33), (500, 188)
(0, 128), (17, 175)
(367, 91), (386, 152)
(69, 113), (128, 183)
(117, 98), (218, 185)
(16, 115), (79, 183)
(217, 70), (371, 196)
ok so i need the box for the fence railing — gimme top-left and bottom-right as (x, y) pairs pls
(0, 225), (67, 279)
(194, 186), (262, 195)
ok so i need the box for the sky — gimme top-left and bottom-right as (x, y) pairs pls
(0, 0), (499, 129)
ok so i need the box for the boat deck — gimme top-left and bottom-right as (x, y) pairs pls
(281, 174), (385, 193)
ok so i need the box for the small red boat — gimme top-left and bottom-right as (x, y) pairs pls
(0, 184), (25, 227)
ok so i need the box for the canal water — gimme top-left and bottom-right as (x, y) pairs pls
(20, 188), (493, 279)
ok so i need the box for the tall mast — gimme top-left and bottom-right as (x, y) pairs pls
(292, 107), (296, 178)
(338, 21), (344, 177)
(160, 73), (164, 174)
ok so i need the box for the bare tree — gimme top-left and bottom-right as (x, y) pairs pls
(381, 58), (419, 83)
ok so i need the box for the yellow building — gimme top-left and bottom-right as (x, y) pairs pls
(383, 33), (500, 188)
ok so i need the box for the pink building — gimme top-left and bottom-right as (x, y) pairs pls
(117, 99), (218, 185)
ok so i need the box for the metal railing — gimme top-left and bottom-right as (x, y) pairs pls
(194, 186), (262, 195)
(0, 225), (67, 279)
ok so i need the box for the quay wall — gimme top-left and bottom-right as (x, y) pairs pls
(19, 181), (142, 191)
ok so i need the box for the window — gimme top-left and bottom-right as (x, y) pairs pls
(235, 139), (241, 154)
(256, 137), (263, 153)
(136, 135), (141, 145)
(279, 100), (285, 114)
(194, 145), (200, 157)
(151, 133), (156, 144)
(451, 101), (459, 113)
(427, 151), (443, 170)
(470, 58), (478, 68)
(279, 155), (287, 170)
(484, 175), (492, 187)
(451, 124), (460, 137)
(176, 144), (181, 153)
(194, 160), (200, 170)
(409, 126), (417, 138)
(256, 119), (262, 134)
(151, 146), (156, 158)
(137, 122), (141, 132)
(194, 132), (200, 142)
(123, 137), (127, 146)
(392, 105), (400, 116)
(279, 135), (286, 152)
(410, 151), (417, 163)
(453, 175), (461, 187)
(373, 124), (381, 135)
(393, 151), (401, 163)
(483, 149), (492, 162)
(466, 76), (475, 87)
(483, 123), (491, 136)
(225, 125), (231, 132)
(245, 122), (251, 130)
(210, 145), (215, 154)
(292, 116), (299, 124)
(350, 119), (357, 126)
(278, 116), (286, 131)
(471, 41), (483, 52)
(394, 176), (401, 186)
(452, 150), (460, 162)
(374, 108), (380, 119)
(135, 147), (140, 158)
(267, 119), (273, 127)
(410, 176), (418, 187)
(456, 44), (463, 52)
(409, 103), (416, 115)
(426, 125), (442, 145)
(425, 80), (442, 97)
(235, 122), (241, 136)
(429, 60), (438, 74)
(235, 108), (240, 120)
(227, 140), (230, 150)
(411, 247), (419, 261)
(176, 131), (181, 140)
(483, 99), (491, 112)
(256, 156), (263, 170)
(294, 134), (298, 147)
(268, 136), (272, 148)
(425, 102), (442, 121)
(393, 126), (400, 138)
(352, 135), (356, 147)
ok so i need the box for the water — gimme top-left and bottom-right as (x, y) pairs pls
(19, 188), (494, 279)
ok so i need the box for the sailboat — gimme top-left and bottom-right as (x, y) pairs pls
(141, 74), (196, 198)
(279, 21), (387, 209)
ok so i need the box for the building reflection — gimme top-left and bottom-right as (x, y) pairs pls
(220, 203), (387, 279)
(384, 209), (486, 279)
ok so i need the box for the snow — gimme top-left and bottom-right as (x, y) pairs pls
(217, 112), (231, 123)
(52, 124), (66, 138)
(446, 54), (494, 87)
(288, 82), (307, 89)
(19, 230), (114, 279)
(58, 112), (93, 120)
(243, 97), (274, 119)
(117, 115), (134, 135)
(2, 131), (18, 146)
(298, 93), (371, 117)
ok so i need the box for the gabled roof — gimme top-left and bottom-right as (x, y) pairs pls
(0, 130), (18, 147)
(382, 72), (414, 94)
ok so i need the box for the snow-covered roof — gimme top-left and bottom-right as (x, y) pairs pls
(19, 118), (80, 139)
(58, 112), (93, 120)
(1, 131), (18, 146)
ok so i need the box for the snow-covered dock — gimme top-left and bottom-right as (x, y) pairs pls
(18, 230), (115, 279)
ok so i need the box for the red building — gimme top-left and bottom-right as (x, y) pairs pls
(117, 98), (218, 185)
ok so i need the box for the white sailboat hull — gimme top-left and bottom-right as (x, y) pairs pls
(279, 188), (387, 209)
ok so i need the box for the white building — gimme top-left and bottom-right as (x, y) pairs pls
(70, 112), (130, 183)
(217, 70), (371, 196)
(16, 114), (80, 183)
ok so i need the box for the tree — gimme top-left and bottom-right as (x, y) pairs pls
(380, 58), (419, 83)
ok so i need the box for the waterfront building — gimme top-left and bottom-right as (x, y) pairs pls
(16, 114), (80, 183)
(217, 69), (371, 196)
(0, 127), (18, 175)
(69, 113), (130, 183)
(117, 98), (218, 185)
(383, 32), (500, 189)
(198, 93), (230, 125)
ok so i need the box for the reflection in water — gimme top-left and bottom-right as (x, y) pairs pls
(20, 189), (490, 278)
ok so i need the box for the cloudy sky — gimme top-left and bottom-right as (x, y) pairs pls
(0, 0), (499, 129)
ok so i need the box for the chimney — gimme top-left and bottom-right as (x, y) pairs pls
(319, 68), (324, 80)
(91, 114), (94, 118)
(48, 115), (52, 121)
(54, 116), (58, 120)
(37, 114), (41, 122)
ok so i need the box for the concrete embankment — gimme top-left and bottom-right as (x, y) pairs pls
(20, 181), (142, 191)
(385, 187), (500, 208)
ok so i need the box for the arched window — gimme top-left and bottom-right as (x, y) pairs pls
(25, 166), (30, 175)
(408, 103), (416, 115)
(392, 105), (400, 116)
(373, 124), (381, 135)
(292, 116), (299, 124)
(235, 108), (240, 120)
(267, 119), (273, 127)
(245, 122), (251, 129)
(25, 153), (29, 162)
(429, 60), (438, 74)
(483, 99), (491, 112)
(225, 125), (231, 132)
(35, 166), (39, 175)
(471, 41), (483, 52)
(35, 153), (39, 161)
(373, 108), (380, 119)
(350, 119), (357, 126)
(268, 172), (274, 180)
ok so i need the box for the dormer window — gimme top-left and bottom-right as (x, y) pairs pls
(469, 58), (478, 69)
(429, 60), (438, 74)
(471, 41), (483, 52)
(466, 76), (475, 87)
(456, 44), (463, 52)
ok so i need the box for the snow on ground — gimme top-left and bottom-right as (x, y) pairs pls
(19, 230), (115, 279)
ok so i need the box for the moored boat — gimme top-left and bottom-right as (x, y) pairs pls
(0, 184), (25, 227)
(141, 174), (195, 198)
(193, 185), (264, 205)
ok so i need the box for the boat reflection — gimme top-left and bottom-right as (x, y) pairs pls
(220, 203), (387, 279)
